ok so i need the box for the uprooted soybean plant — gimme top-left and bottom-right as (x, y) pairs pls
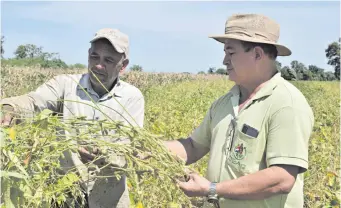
(0, 69), (198, 208)
(0, 107), (193, 208)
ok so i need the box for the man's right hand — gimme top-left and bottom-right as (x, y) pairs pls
(1, 105), (15, 126)
(78, 147), (97, 164)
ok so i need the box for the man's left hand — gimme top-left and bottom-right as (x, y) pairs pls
(177, 173), (211, 197)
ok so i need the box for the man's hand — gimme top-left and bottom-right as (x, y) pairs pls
(78, 147), (100, 164)
(1, 105), (15, 126)
(177, 173), (210, 197)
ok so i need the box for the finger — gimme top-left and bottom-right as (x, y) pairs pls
(79, 147), (91, 155)
(3, 119), (11, 126)
(176, 182), (193, 197)
(184, 174), (190, 182)
(79, 149), (95, 160)
(176, 180), (186, 190)
(184, 167), (197, 174)
(177, 178), (193, 190)
(187, 173), (196, 181)
(2, 115), (13, 126)
(92, 147), (101, 155)
(92, 148), (98, 154)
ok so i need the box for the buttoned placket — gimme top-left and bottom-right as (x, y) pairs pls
(225, 88), (262, 161)
(218, 89), (254, 182)
(83, 87), (113, 196)
(78, 78), (124, 196)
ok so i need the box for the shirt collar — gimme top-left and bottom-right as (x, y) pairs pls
(229, 72), (282, 101)
(77, 73), (123, 98)
(250, 72), (282, 101)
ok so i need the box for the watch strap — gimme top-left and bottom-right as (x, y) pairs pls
(207, 182), (218, 201)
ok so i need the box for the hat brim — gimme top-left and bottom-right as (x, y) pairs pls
(90, 36), (125, 54)
(209, 34), (291, 56)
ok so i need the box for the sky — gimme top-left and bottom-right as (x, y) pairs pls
(1, 1), (340, 73)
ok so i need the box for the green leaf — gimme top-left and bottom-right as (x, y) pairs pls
(0, 171), (27, 179)
(39, 109), (54, 119)
(6, 151), (28, 177)
(3, 179), (15, 208)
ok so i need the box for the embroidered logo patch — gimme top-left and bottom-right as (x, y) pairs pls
(233, 143), (247, 160)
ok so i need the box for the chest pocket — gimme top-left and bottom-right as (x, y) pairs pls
(225, 116), (266, 175)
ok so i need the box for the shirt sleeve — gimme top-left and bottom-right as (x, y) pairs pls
(0, 75), (66, 117)
(190, 105), (213, 149)
(266, 106), (314, 173)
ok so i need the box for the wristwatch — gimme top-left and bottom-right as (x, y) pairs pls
(207, 182), (219, 202)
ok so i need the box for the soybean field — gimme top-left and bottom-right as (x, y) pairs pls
(0, 66), (339, 208)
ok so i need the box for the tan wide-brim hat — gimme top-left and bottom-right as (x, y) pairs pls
(209, 14), (292, 56)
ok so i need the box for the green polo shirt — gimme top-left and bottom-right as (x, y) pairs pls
(191, 72), (314, 208)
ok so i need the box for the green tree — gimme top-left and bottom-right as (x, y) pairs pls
(325, 71), (336, 81)
(130, 64), (143, 72)
(207, 67), (216, 74)
(308, 65), (325, 80)
(40, 52), (68, 69)
(69, 63), (86, 69)
(325, 38), (340, 80)
(1, 36), (4, 58)
(14, 44), (43, 59)
(281, 66), (297, 80)
(302, 70), (313, 81)
(215, 68), (227, 75)
(41, 58), (68, 69)
(275, 60), (282, 71)
(14, 45), (28, 59)
(10, 44), (68, 69)
(27, 44), (43, 58)
(291, 60), (307, 80)
(198, 71), (205, 75)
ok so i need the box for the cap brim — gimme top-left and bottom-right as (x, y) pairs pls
(209, 34), (291, 56)
(90, 36), (125, 54)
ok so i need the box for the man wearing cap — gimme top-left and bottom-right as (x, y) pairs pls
(165, 14), (314, 207)
(0, 28), (144, 207)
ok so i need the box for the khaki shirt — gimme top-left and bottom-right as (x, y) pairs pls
(0, 73), (145, 208)
(191, 73), (314, 208)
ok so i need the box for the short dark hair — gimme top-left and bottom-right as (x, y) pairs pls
(90, 38), (126, 59)
(91, 38), (113, 49)
(240, 41), (278, 60)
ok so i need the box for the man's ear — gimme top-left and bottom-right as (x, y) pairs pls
(120, 59), (129, 73)
(254, 46), (264, 60)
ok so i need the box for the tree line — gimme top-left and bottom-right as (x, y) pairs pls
(1, 36), (340, 81)
(1, 36), (86, 69)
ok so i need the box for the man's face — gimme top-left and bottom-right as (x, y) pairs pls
(88, 39), (127, 88)
(223, 39), (257, 84)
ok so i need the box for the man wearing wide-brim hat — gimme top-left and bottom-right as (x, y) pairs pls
(165, 14), (314, 208)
